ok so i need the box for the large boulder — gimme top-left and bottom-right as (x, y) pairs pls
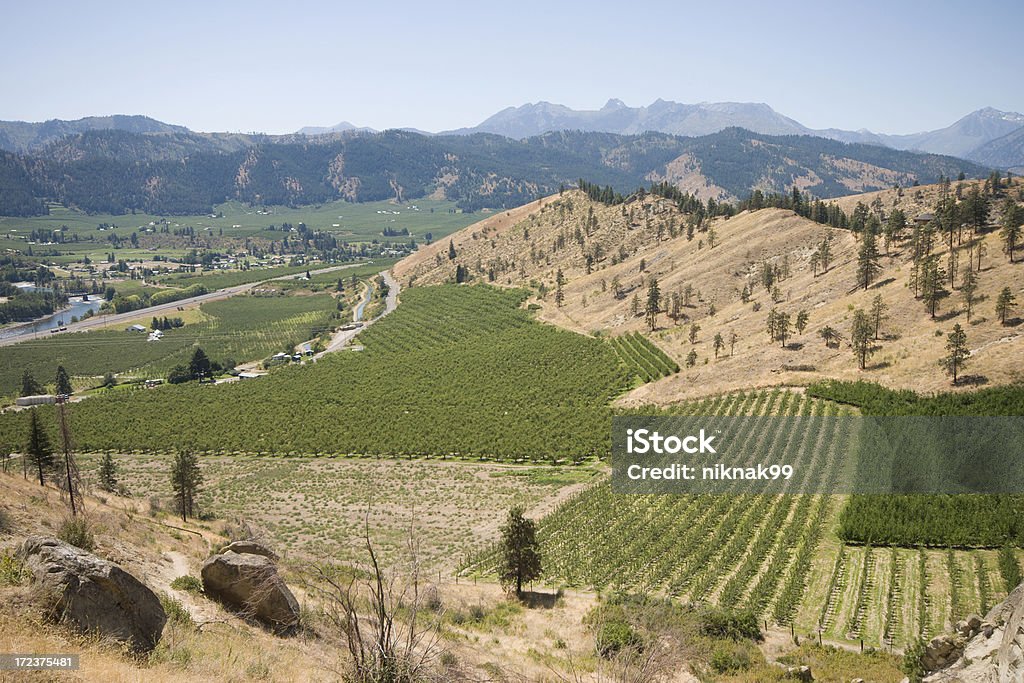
(924, 581), (1024, 682)
(18, 536), (166, 652)
(201, 549), (299, 632)
(217, 540), (278, 560)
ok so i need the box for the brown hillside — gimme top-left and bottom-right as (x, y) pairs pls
(396, 184), (1024, 403)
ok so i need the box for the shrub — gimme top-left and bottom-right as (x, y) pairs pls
(57, 517), (95, 551)
(902, 638), (926, 683)
(595, 620), (641, 658)
(0, 507), (12, 534)
(159, 592), (194, 628)
(710, 642), (752, 673)
(170, 575), (203, 593)
(0, 551), (28, 586)
(699, 606), (762, 641)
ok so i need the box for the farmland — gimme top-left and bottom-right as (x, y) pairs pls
(460, 388), (1024, 651)
(74, 452), (598, 568)
(608, 331), (679, 383)
(0, 285), (632, 458)
(0, 291), (340, 397)
(0, 198), (480, 264)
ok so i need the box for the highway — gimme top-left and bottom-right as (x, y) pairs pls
(0, 262), (373, 348)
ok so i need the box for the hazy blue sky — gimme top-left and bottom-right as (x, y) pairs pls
(2, 0), (1021, 135)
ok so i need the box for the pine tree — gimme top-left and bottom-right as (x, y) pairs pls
(688, 323), (700, 345)
(851, 310), (875, 370)
(98, 452), (118, 493)
(55, 366), (72, 396)
(920, 256), (946, 319)
(856, 230), (882, 290)
(960, 269), (978, 322)
(554, 268), (565, 308)
(1001, 199), (1022, 262)
(996, 287), (1016, 325)
(170, 449), (203, 523)
(21, 371), (42, 397)
(795, 310), (810, 335)
(776, 311), (791, 348)
(869, 295), (888, 340)
(189, 348), (211, 380)
(939, 324), (969, 385)
(447, 240), (457, 260)
(713, 333), (725, 359)
(26, 411), (54, 487)
(729, 332), (739, 356)
(499, 507), (541, 596)
(645, 278), (660, 331)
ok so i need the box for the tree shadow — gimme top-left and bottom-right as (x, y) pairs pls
(956, 374), (989, 387)
(870, 277), (897, 289)
(867, 360), (892, 371)
(1002, 317), (1024, 328)
(515, 590), (560, 609)
(934, 310), (961, 322)
(784, 342), (805, 351)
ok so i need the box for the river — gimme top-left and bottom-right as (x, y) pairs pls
(0, 288), (105, 342)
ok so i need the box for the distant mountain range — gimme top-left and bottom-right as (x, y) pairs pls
(300, 100), (1024, 170)
(0, 124), (987, 217)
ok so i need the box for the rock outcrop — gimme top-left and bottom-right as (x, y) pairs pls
(18, 536), (166, 652)
(201, 545), (298, 633)
(924, 582), (1024, 682)
(217, 540), (278, 560)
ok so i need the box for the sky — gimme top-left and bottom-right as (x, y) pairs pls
(2, 0), (1022, 135)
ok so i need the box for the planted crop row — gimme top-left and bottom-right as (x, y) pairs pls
(609, 332), (678, 382)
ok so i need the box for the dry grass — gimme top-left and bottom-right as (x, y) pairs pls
(397, 184), (1024, 404)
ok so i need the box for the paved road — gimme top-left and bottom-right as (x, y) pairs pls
(317, 270), (400, 357)
(0, 261), (373, 348)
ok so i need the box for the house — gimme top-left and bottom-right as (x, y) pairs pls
(238, 372), (263, 380)
(914, 212), (935, 225)
(144, 379), (164, 388)
(126, 324), (147, 333)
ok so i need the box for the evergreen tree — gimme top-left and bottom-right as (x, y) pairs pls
(920, 256), (946, 319)
(856, 230), (882, 290)
(713, 333), (725, 359)
(98, 452), (118, 493)
(819, 326), (840, 348)
(688, 323), (700, 345)
(55, 366), (72, 396)
(554, 268), (565, 308)
(729, 332), (739, 356)
(189, 348), (211, 380)
(795, 310), (810, 335)
(851, 310), (875, 370)
(1001, 199), (1022, 262)
(939, 324), (969, 385)
(21, 371), (42, 397)
(776, 311), (791, 348)
(26, 410), (54, 486)
(498, 507), (541, 596)
(645, 278), (660, 331)
(170, 449), (203, 523)
(685, 349), (698, 367)
(996, 287), (1016, 325)
(447, 240), (456, 260)
(869, 295), (888, 340)
(960, 269), (978, 322)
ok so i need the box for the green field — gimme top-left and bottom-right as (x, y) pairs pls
(0, 292), (340, 398)
(0, 198), (481, 263)
(460, 388), (1024, 651)
(0, 285), (631, 458)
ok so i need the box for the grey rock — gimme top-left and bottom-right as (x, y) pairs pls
(201, 550), (298, 632)
(18, 536), (166, 652)
(217, 540), (278, 560)
(784, 665), (813, 681)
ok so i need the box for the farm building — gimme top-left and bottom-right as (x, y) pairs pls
(16, 395), (56, 407)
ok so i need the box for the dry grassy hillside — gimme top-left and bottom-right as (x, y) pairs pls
(396, 184), (1024, 402)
